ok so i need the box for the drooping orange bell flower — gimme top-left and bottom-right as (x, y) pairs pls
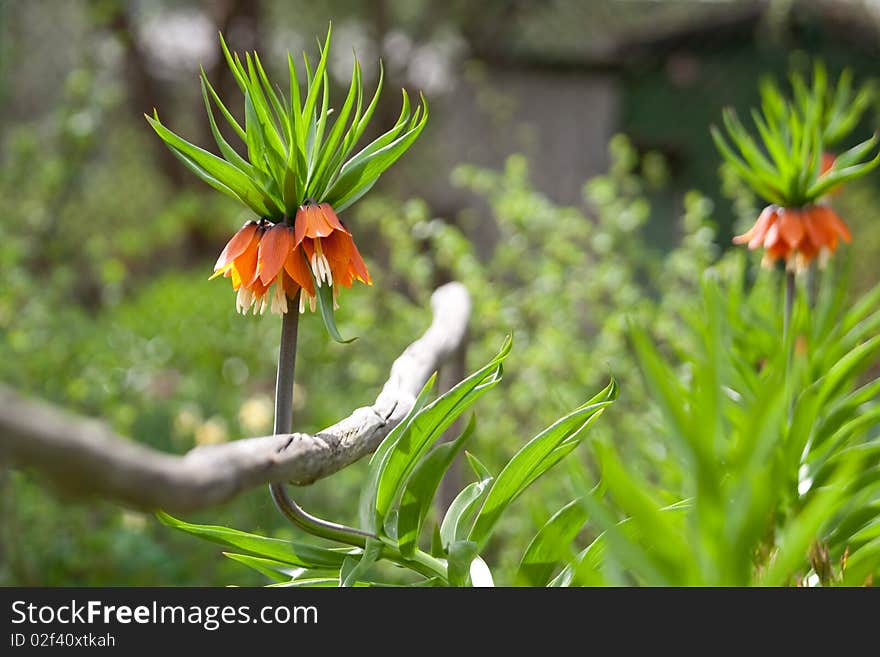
(293, 201), (372, 309)
(212, 219), (314, 315)
(733, 204), (851, 271)
(210, 202), (370, 315)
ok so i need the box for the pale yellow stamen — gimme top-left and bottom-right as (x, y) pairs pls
(236, 287), (254, 314)
(270, 283), (288, 315)
(310, 238), (333, 287)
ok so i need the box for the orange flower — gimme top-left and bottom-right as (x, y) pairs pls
(212, 220), (310, 315)
(733, 204), (851, 271)
(293, 201), (371, 310)
(210, 202), (370, 315)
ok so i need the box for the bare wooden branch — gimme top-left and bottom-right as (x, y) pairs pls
(0, 283), (471, 512)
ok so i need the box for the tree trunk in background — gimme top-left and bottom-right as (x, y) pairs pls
(108, 1), (186, 188)
(200, 0), (261, 152)
(107, 0), (262, 188)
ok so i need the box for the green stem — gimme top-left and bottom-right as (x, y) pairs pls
(377, 537), (448, 581)
(783, 269), (796, 344)
(806, 261), (818, 309)
(783, 270), (796, 421)
(269, 291), (374, 548)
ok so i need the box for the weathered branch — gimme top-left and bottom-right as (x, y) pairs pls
(0, 283), (471, 512)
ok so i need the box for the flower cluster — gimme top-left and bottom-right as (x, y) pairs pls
(713, 64), (877, 272)
(148, 26), (425, 338)
(733, 203), (851, 270)
(212, 202), (370, 315)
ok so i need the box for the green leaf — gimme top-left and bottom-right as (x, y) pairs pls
(270, 577), (339, 588)
(157, 512), (348, 569)
(465, 451), (492, 481)
(307, 59), (361, 196)
(842, 537), (880, 586)
(325, 64), (384, 181)
(299, 25), (332, 146)
(630, 326), (704, 466)
(447, 540), (479, 587)
(313, 277), (355, 343)
(832, 133), (878, 170)
(155, 27), (424, 222)
(396, 415), (475, 556)
(374, 337), (511, 526)
(440, 477), (493, 550)
(146, 113), (278, 216)
(818, 335), (880, 406)
(515, 498), (589, 587)
(358, 374), (437, 532)
(808, 151), (880, 198)
(469, 381), (616, 549)
(430, 523), (444, 557)
(762, 457), (858, 586)
(222, 552), (301, 583)
(596, 442), (691, 579)
(200, 69), (246, 142)
(339, 539), (382, 587)
(324, 93), (428, 211)
(199, 75), (253, 175)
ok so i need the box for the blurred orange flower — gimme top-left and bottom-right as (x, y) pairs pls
(733, 204), (851, 271)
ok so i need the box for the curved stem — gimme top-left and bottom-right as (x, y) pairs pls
(269, 290), (373, 548)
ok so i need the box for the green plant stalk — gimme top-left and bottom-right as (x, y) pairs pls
(378, 537), (449, 581)
(784, 270), (796, 343)
(268, 291), (374, 547)
(266, 294), (450, 583)
(784, 270), (796, 421)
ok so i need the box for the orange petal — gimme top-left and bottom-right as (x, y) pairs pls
(763, 221), (781, 249)
(347, 237), (371, 285)
(295, 203), (335, 244)
(234, 232), (261, 288)
(777, 208), (805, 248)
(798, 238), (819, 263)
(749, 208), (778, 250)
(322, 230), (371, 285)
(321, 230), (352, 266)
(258, 223), (294, 285)
(250, 276), (269, 299)
(767, 240), (790, 259)
(734, 206), (774, 249)
(318, 203), (349, 234)
(281, 270), (300, 296)
(214, 221), (258, 271)
(293, 206), (308, 247)
(802, 209), (825, 250)
(283, 246), (315, 297)
(821, 206), (851, 242)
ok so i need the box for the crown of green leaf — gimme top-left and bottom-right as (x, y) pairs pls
(147, 24), (428, 219)
(773, 61), (876, 146)
(712, 65), (879, 208)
